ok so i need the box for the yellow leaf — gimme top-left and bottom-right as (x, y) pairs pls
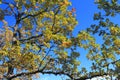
(5, 27), (13, 42)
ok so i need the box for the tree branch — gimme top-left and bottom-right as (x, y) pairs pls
(19, 34), (43, 42)
(102, 59), (120, 67)
(75, 59), (120, 80)
(52, 6), (60, 30)
(19, 8), (48, 22)
(39, 46), (54, 68)
(75, 72), (108, 80)
(7, 69), (73, 80)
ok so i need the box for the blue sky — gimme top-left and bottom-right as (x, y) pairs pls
(72, 0), (98, 31)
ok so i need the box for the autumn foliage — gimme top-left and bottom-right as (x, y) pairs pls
(0, 0), (120, 80)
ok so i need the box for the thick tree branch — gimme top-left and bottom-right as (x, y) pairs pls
(75, 72), (108, 80)
(19, 34), (43, 42)
(7, 69), (73, 80)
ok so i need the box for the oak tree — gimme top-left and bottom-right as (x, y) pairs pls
(0, 0), (99, 80)
(0, 0), (119, 80)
